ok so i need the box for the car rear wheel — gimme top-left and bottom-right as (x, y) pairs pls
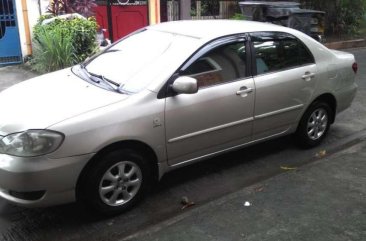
(79, 149), (152, 216)
(296, 101), (332, 148)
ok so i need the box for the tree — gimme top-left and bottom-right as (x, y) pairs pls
(300, 0), (366, 35)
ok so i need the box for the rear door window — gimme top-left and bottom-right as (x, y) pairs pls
(250, 32), (315, 75)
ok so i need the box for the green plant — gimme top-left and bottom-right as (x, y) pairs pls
(339, 0), (366, 35)
(300, 0), (366, 35)
(31, 27), (74, 73)
(71, 0), (97, 18)
(68, 17), (98, 62)
(31, 16), (98, 73)
(231, 13), (245, 20)
(48, 0), (73, 16)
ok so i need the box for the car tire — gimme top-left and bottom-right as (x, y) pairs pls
(79, 149), (152, 216)
(296, 101), (332, 148)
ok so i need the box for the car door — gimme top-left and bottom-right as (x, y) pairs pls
(164, 36), (255, 166)
(250, 32), (317, 140)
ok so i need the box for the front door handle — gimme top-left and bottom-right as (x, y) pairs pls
(236, 87), (253, 96)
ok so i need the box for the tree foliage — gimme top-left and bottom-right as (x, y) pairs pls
(301, 0), (366, 35)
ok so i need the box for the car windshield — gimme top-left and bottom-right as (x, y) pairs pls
(84, 30), (176, 93)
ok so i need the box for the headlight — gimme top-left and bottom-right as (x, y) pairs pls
(0, 130), (64, 157)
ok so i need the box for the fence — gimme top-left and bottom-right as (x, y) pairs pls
(167, 0), (238, 21)
(167, 0), (179, 21)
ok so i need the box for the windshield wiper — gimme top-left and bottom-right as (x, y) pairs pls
(80, 64), (120, 90)
(88, 72), (120, 88)
(104, 49), (121, 53)
(80, 63), (98, 83)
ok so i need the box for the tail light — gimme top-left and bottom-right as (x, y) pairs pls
(352, 62), (358, 73)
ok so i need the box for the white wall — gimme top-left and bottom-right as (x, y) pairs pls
(27, 0), (42, 36)
(15, 0), (26, 57)
(15, 0), (49, 58)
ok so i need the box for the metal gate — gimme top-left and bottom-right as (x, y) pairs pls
(0, 0), (22, 66)
(95, 0), (148, 41)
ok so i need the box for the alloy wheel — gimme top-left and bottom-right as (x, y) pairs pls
(99, 161), (142, 206)
(306, 108), (328, 141)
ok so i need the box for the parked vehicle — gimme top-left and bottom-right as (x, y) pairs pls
(239, 1), (325, 42)
(0, 20), (357, 215)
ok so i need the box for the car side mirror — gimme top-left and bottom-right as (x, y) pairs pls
(171, 76), (198, 94)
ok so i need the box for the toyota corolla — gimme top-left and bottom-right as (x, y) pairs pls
(0, 20), (357, 215)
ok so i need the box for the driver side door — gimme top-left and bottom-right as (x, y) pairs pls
(164, 36), (255, 166)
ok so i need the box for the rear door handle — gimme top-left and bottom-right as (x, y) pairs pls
(236, 87), (253, 96)
(302, 72), (315, 80)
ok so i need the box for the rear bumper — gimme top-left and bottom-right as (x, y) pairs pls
(0, 153), (93, 207)
(336, 82), (357, 114)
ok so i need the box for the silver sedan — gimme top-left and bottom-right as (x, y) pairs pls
(0, 20), (357, 215)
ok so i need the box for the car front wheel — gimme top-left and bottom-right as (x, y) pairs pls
(79, 149), (151, 215)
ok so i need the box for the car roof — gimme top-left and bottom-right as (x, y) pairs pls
(147, 20), (290, 40)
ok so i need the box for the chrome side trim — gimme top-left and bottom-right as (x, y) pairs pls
(168, 117), (254, 143)
(169, 129), (289, 169)
(255, 104), (303, 120)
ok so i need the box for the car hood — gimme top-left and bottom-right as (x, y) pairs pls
(0, 68), (128, 135)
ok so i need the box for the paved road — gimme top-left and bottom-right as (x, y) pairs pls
(0, 48), (365, 241)
(0, 66), (37, 92)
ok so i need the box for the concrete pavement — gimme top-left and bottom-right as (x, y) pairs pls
(0, 65), (38, 92)
(122, 139), (366, 241)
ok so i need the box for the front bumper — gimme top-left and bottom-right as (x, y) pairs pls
(0, 153), (94, 207)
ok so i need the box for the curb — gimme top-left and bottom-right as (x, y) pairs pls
(325, 39), (366, 49)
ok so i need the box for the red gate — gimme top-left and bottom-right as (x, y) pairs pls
(95, 1), (148, 41)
